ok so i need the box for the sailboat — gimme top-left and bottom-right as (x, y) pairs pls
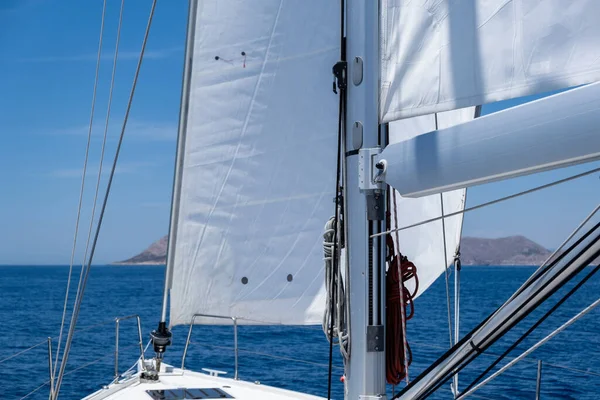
(24, 0), (600, 399)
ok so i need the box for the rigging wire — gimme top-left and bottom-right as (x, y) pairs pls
(408, 338), (600, 378)
(326, 0), (346, 398)
(394, 220), (600, 399)
(435, 114), (454, 353)
(439, 192), (456, 394)
(460, 263), (600, 397)
(189, 340), (346, 370)
(372, 166), (600, 238)
(459, 294), (600, 399)
(507, 203), (600, 304)
(20, 343), (141, 400)
(327, 53), (345, 400)
(434, 112), (456, 395)
(53, 0), (108, 381)
(54, 0), (126, 384)
(0, 340), (47, 365)
(53, 2), (158, 398)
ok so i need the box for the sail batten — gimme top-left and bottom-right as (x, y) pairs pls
(381, 0), (600, 122)
(167, 0), (340, 327)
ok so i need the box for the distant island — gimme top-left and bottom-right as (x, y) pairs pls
(114, 236), (168, 265)
(460, 236), (551, 266)
(114, 234), (559, 266)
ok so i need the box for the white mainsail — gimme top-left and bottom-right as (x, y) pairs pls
(380, 0), (600, 122)
(389, 107), (478, 298)
(167, 0), (340, 326)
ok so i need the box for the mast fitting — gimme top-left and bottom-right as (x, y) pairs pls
(150, 321), (172, 364)
(358, 148), (384, 191)
(332, 61), (347, 94)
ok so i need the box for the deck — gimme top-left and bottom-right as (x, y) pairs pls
(82, 361), (325, 400)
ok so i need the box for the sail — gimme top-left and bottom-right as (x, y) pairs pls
(389, 107), (478, 298)
(381, 82), (600, 198)
(167, 0), (339, 326)
(380, 0), (600, 122)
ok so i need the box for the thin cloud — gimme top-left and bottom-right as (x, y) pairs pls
(49, 161), (156, 178)
(15, 46), (182, 63)
(49, 120), (177, 142)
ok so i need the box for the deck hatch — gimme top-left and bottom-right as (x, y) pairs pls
(146, 388), (234, 399)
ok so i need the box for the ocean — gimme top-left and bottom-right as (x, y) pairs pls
(2, 265), (600, 399)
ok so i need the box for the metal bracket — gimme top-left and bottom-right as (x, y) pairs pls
(359, 396), (385, 400)
(366, 325), (384, 352)
(358, 148), (384, 191)
(332, 61), (348, 94)
(366, 192), (385, 221)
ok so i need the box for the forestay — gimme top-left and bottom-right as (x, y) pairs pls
(389, 107), (477, 297)
(380, 0), (600, 122)
(167, 0), (339, 326)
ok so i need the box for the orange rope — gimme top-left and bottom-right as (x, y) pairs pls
(386, 198), (419, 385)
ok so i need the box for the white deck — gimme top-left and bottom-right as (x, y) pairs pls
(83, 361), (325, 400)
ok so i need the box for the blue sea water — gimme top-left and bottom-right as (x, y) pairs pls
(1, 265), (600, 400)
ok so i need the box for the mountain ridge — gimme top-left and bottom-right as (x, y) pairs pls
(115, 235), (562, 266)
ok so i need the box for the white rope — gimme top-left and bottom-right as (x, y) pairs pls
(322, 215), (349, 360)
(109, 339), (152, 384)
(53, 0), (108, 379)
(53, 2), (157, 398)
(459, 297), (600, 399)
(372, 166), (600, 238)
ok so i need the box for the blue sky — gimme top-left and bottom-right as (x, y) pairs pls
(1, 1), (598, 265)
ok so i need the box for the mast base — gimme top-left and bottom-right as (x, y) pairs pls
(151, 322), (172, 356)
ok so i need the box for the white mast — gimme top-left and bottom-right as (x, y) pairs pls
(152, 0), (197, 358)
(344, 0), (387, 398)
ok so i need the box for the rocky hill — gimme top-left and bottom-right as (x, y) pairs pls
(115, 235), (168, 265)
(460, 236), (552, 266)
(116, 234), (568, 266)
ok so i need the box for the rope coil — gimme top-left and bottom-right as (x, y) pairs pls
(385, 199), (419, 385)
(322, 214), (350, 360)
